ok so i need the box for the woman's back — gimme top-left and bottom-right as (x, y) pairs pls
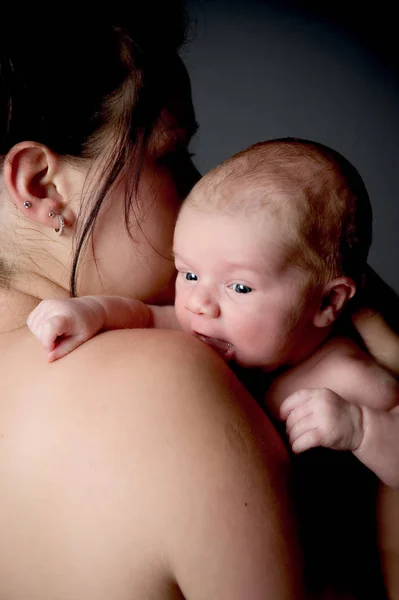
(0, 328), (177, 598)
(0, 327), (302, 599)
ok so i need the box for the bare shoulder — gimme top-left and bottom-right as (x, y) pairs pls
(267, 334), (399, 416)
(40, 327), (232, 402)
(317, 335), (399, 409)
(54, 327), (290, 444)
(2, 328), (302, 598)
(59, 327), (267, 416)
(19, 326), (285, 462)
(70, 328), (288, 470)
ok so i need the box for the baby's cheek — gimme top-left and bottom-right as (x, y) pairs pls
(233, 317), (263, 352)
(233, 316), (278, 363)
(174, 292), (188, 331)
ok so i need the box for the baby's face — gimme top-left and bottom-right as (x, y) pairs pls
(173, 205), (319, 370)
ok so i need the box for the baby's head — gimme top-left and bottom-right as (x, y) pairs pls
(173, 138), (372, 370)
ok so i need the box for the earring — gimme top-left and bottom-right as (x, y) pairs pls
(24, 201), (32, 209)
(49, 212), (65, 237)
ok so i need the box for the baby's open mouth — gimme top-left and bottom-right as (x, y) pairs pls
(194, 333), (234, 360)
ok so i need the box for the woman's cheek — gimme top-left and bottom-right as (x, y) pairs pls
(144, 262), (177, 305)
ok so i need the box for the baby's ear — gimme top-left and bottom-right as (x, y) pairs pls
(313, 277), (356, 328)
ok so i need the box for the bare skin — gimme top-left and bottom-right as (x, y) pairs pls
(0, 321), (305, 600)
(350, 269), (399, 597)
(0, 39), (310, 594)
(2, 22), (396, 596)
(27, 203), (399, 487)
(25, 143), (399, 596)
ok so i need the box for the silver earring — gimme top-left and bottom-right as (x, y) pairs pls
(55, 214), (65, 236)
(49, 212), (65, 237)
(24, 201), (32, 209)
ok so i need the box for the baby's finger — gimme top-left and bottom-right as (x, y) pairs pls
(47, 348), (62, 363)
(27, 301), (56, 329)
(288, 414), (318, 442)
(280, 389), (316, 420)
(27, 306), (45, 334)
(40, 315), (72, 350)
(47, 335), (85, 363)
(291, 430), (320, 454)
(27, 300), (66, 334)
(285, 403), (315, 434)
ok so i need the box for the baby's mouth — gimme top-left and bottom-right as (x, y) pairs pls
(194, 333), (234, 360)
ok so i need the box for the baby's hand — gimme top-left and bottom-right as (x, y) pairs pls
(27, 297), (105, 362)
(280, 388), (364, 454)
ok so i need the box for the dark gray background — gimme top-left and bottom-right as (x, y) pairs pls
(183, 0), (399, 293)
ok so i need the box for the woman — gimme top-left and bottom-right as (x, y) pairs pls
(0, 14), (304, 599)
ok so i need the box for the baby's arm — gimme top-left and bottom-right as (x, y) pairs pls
(352, 402), (399, 488)
(352, 307), (399, 377)
(268, 337), (399, 487)
(351, 265), (399, 376)
(280, 387), (399, 488)
(27, 296), (179, 362)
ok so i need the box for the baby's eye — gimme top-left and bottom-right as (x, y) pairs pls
(184, 272), (198, 281)
(230, 283), (252, 294)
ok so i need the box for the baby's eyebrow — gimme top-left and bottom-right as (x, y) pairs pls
(224, 260), (259, 272)
(173, 251), (192, 266)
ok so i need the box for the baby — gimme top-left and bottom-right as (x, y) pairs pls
(28, 138), (399, 487)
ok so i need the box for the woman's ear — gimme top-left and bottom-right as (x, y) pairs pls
(3, 142), (69, 230)
(313, 277), (356, 328)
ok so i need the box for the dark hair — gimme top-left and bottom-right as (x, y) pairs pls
(0, 7), (190, 295)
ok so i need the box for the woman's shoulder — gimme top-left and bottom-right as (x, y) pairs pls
(57, 329), (297, 598)
(1, 328), (300, 599)
(4, 327), (243, 450)
(63, 327), (233, 397)
(82, 327), (215, 368)
(38, 326), (289, 506)
(6, 326), (285, 457)
(29, 327), (255, 444)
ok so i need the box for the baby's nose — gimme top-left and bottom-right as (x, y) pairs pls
(185, 287), (220, 318)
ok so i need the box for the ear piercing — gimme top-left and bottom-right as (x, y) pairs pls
(22, 204), (65, 236)
(48, 212), (65, 237)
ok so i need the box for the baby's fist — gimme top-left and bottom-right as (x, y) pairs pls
(27, 297), (104, 362)
(280, 388), (364, 454)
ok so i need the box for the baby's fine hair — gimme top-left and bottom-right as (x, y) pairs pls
(188, 138), (372, 287)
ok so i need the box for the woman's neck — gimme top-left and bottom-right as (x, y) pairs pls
(0, 272), (70, 333)
(0, 286), (41, 332)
